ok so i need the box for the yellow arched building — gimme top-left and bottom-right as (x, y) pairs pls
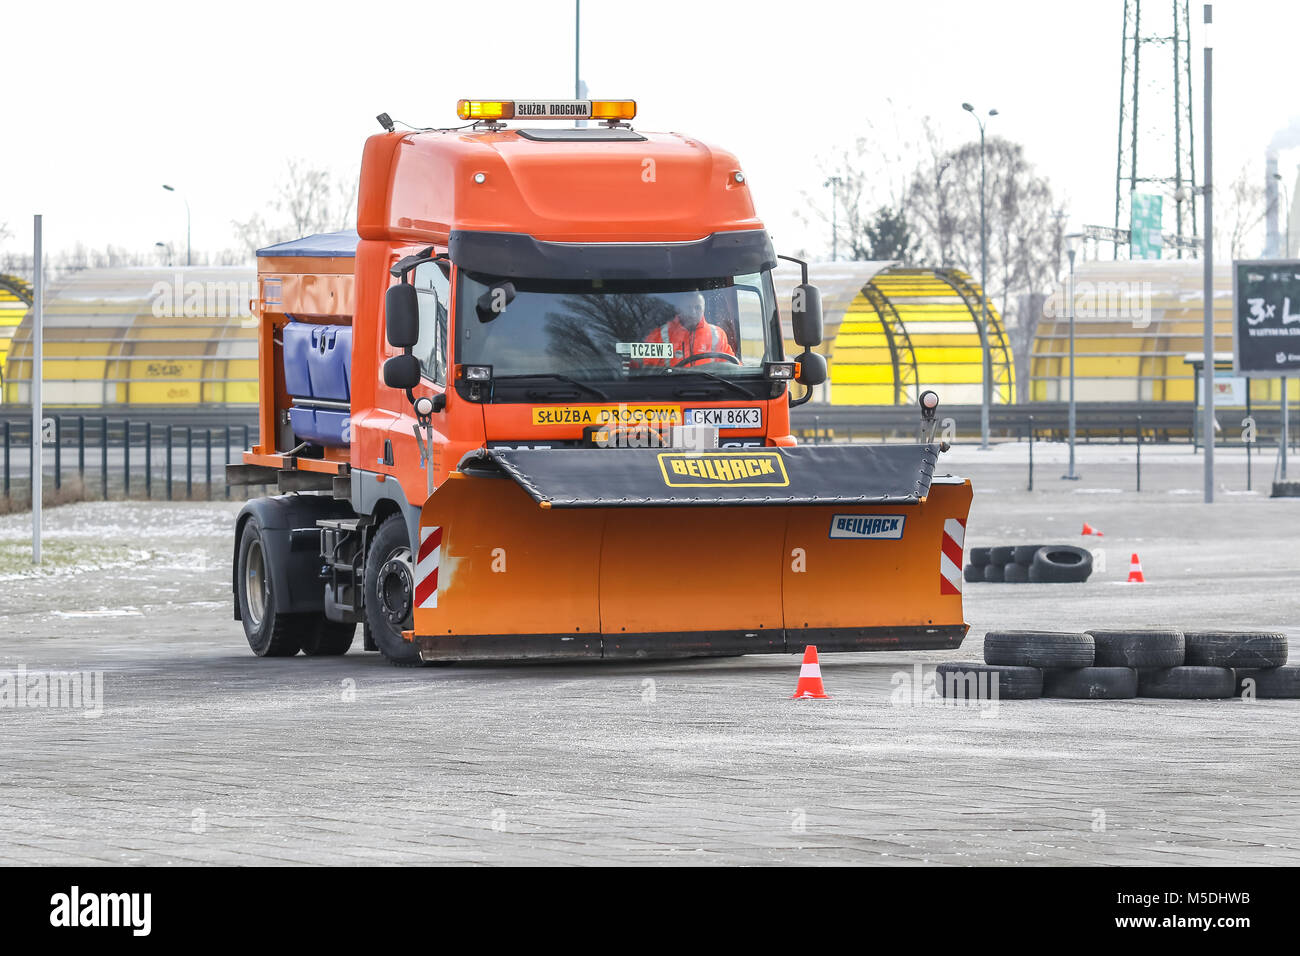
(774, 262), (1013, 406)
(1032, 260), (1284, 402)
(2, 267), (258, 406)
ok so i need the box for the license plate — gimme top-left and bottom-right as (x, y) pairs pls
(684, 407), (762, 429)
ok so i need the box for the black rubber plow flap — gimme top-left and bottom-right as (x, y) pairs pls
(470, 443), (940, 508)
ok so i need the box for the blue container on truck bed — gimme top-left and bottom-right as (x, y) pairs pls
(283, 322), (353, 446)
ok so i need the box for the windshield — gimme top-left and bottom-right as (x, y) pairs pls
(455, 270), (784, 400)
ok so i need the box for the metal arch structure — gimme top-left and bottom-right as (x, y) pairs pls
(0, 274), (34, 306)
(938, 268), (1015, 405)
(0, 273), (34, 392)
(859, 278), (920, 405)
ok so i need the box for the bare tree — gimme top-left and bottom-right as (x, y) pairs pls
(909, 136), (1066, 401)
(232, 159), (358, 257)
(792, 107), (924, 260)
(1219, 162), (1267, 260)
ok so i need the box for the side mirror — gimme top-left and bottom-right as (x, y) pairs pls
(476, 281), (516, 323)
(386, 283), (420, 348)
(383, 354), (421, 390)
(792, 283), (823, 348)
(796, 350), (827, 387)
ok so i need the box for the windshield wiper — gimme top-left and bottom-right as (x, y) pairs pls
(492, 373), (611, 401)
(649, 369), (757, 399)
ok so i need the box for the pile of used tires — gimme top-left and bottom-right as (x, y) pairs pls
(964, 545), (1092, 584)
(936, 628), (1296, 700)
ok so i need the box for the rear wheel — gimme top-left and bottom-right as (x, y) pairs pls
(300, 619), (356, 656)
(237, 519), (304, 657)
(365, 515), (424, 666)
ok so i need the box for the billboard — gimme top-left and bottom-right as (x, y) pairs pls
(1233, 260), (1300, 377)
(1129, 194), (1163, 260)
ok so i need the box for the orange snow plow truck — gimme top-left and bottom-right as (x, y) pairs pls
(229, 99), (972, 665)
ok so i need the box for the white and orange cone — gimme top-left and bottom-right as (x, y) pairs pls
(1126, 553), (1146, 583)
(1082, 522), (1104, 537)
(790, 645), (831, 699)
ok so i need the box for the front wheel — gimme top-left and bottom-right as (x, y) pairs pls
(237, 519), (304, 657)
(364, 515), (424, 666)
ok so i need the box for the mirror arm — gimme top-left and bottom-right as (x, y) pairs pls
(788, 383), (814, 409)
(777, 253), (810, 285)
(390, 247), (446, 279)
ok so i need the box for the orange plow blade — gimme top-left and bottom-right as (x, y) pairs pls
(412, 446), (971, 661)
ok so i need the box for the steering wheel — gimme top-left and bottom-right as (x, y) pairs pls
(673, 351), (742, 368)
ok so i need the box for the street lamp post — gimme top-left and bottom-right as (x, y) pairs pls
(824, 176), (842, 261)
(1201, 4), (1214, 504)
(1275, 172), (1291, 480)
(1063, 233), (1083, 480)
(162, 184), (191, 267)
(963, 102), (998, 450)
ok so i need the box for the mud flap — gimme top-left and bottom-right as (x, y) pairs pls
(413, 446), (971, 661)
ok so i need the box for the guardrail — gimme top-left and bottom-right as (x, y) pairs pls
(2, 413), (266, 505)
(789, 401), (1295, 445)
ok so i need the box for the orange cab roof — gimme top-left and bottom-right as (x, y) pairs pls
(357, 127), (763, 246)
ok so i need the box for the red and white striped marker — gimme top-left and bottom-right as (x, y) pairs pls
(939, 517), (966, 595)
(414, 525), (442, 609)
(1126, 552), (1145, 584)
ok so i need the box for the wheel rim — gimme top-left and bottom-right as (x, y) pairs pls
(246, 537), (267, 626)
(377, 546), (414, 628)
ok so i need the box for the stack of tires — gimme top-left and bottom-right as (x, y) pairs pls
(964, 545), (1092, 584)
(936, 628), (1295, 701)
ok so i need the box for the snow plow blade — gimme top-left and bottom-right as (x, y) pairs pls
(412, 445), (971, 661)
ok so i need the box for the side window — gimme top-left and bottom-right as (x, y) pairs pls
(412, 260), (450, 385)
(733, 277), (768, 365)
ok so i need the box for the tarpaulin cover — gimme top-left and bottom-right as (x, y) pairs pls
(257, 230), (359, 259)
(472, 444), (940, 508)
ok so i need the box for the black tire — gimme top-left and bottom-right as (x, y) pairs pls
(969, 547), (992, 568)
(936, 661), (1042, 700)
(1012, 544), (1045, 566)
(365, 515), (424, 666)
(983, 562), (1006, 583)
(236, 519), (304, 657)
(1236, 665), (1300, 698)
(1030, 545), (1093, 583)
(990, 545), (1015, 565)
(963, 564), (984, 583)
(983, 630), (1095, 668)
(1003, 562), (1029, 583)
(1183, 630), (1288, 668)
(1028, 564), (1044, 583)
(1087, 627), (1185, 668)
(1042, 666), (1138, 699)
(300, 619), (356, 656)
(1138, 666), (1236, 699)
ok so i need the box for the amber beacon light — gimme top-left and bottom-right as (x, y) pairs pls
(456, 99), (636, 122)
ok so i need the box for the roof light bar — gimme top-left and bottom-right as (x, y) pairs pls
(456, 99), (636, 122)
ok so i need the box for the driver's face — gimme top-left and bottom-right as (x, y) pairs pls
(677, 294), (705, 329)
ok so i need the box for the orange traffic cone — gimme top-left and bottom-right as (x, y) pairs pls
(791, 645), (831, 699)
(1127, 553), (1145, 583)
(1082, 522), (1104, 536)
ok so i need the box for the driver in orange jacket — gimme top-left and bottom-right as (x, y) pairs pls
(639, 291), (735, 367)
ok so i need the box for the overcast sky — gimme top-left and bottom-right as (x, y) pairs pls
(3, 0), (1298, 261)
